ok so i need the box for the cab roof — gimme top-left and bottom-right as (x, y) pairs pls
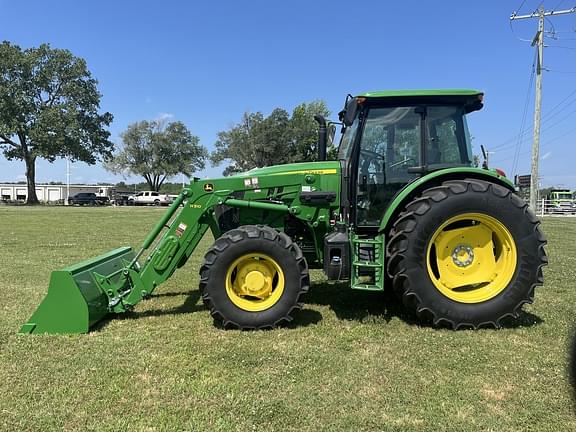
(358, 89), (483, 98)
(356, 89), (484, 113)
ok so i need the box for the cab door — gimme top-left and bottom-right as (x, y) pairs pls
(355, 106), (422, 227)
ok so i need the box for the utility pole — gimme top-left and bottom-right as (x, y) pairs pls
(510, 5), (576, 211)
(66, 158), (70, 206)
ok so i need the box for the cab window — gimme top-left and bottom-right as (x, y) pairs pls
(427, 106), (471, 166)
(356, 107), (421, 226)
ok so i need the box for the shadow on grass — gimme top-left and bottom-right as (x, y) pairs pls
(94, 282), (543, 331)
(304, 281), (414, 325)
(93, 289), (204, 331)
(124, 289), (204, 319)
(95, 288), (323, 331)
(305, 281), (544, 330)
(499, 310), (544, 329)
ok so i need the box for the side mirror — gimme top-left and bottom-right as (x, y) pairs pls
(339, 97), (358, 127)
(327, 123), (337, 147)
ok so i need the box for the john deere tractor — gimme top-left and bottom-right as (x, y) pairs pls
(20, 89), (547, 334)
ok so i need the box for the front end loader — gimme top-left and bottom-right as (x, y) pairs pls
(20, 89), (547, 334)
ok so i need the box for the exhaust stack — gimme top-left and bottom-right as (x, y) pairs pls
(314, 114), (327, 161)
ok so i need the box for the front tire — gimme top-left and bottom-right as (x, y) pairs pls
(386, 179), (547, 329)
(200, 225), (309, 329)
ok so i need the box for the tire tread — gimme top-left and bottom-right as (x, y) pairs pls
(386, 179), (547, 329)
(199, 225), (309, 330)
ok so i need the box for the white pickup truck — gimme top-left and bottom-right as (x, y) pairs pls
(127, 191), (173, 206)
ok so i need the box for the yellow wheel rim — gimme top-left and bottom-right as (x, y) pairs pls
(426, 213), (517, 303)
(225, 253), (285, 312)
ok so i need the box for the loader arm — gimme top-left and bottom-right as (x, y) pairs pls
(20, 165), (340, 334)
(101, 176), (302, 313)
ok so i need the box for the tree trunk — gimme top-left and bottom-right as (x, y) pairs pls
(143, 174), (154, 191)
(25, 154), (39, 205)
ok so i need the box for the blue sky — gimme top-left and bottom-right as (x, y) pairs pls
(1, 0), (575, 188)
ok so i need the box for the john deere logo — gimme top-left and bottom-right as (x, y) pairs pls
(204, 183), (214, 192)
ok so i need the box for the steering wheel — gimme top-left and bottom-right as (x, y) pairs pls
(359, 149), (386, 188)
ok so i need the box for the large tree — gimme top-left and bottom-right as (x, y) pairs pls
(105, 120), (207, 191)
(285, 100), (332, 162)
(0, 42), (114, 204)
(211, 100), (330, 175)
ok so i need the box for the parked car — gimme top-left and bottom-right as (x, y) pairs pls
(68, 193), (110, 206)
(110, 194), (131, 206)
(127, 191), (173, 206)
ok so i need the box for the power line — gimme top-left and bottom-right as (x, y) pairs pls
(512, 53), (535, 174)
(544, 29), (576, 33)
(494, 100), (576, 154)
(493, 106), (576, 162)
(510, 4), (576, 210)
(553, 0), (566, 10)
(494, 124), (576, 163)
(546, 44), (576, 49)
(541, 123), (576, 147)
(546, 16), (557, 35)
(541, 87), (576, 120)
(509, 19), (534, 42)
(515, 0), (529, 14)
(491, 87), (576, 151)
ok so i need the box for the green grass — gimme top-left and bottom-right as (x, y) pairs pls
(0, 207), (575, 431)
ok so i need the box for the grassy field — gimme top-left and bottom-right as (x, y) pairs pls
(0, 206), (575, 431)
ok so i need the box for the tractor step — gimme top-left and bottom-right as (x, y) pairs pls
(353, 260), (381, 268)
(350, 234), (384, 291)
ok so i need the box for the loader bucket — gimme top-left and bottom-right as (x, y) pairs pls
(19, 246), (136, 335)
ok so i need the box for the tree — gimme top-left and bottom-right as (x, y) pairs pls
(285, 100), (331, 162)
(211, 100), (330, 175)
(212, 109), (290, 176)
(0, 42), (114, 204)
(106, 120), (207, 191)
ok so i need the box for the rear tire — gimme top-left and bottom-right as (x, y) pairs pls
(386, 179), (547, 329)
(200, 225), (309, 329)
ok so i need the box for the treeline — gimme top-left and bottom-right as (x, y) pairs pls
(106, 100), (333, 187)
(0, 41), (335, 200)
(211, 101), (332, 176)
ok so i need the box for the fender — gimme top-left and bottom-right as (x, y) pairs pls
(378, 167), (516, 233)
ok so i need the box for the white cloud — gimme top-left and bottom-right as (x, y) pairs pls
(542, 151), (552, 160)
(155, 112), (174, 122)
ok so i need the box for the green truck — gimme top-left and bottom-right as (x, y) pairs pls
(547, 189), (575, 214)
(21, 89), (547, 334)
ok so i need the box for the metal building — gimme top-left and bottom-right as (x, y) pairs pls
(0, 183), (115, 203)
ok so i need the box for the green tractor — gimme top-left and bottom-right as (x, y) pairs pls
(20, 89), (547, 334)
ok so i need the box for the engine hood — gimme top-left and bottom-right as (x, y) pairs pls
(238, 160), (340, 177)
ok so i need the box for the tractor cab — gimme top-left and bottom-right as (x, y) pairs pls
(337, 90), (484, 228)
